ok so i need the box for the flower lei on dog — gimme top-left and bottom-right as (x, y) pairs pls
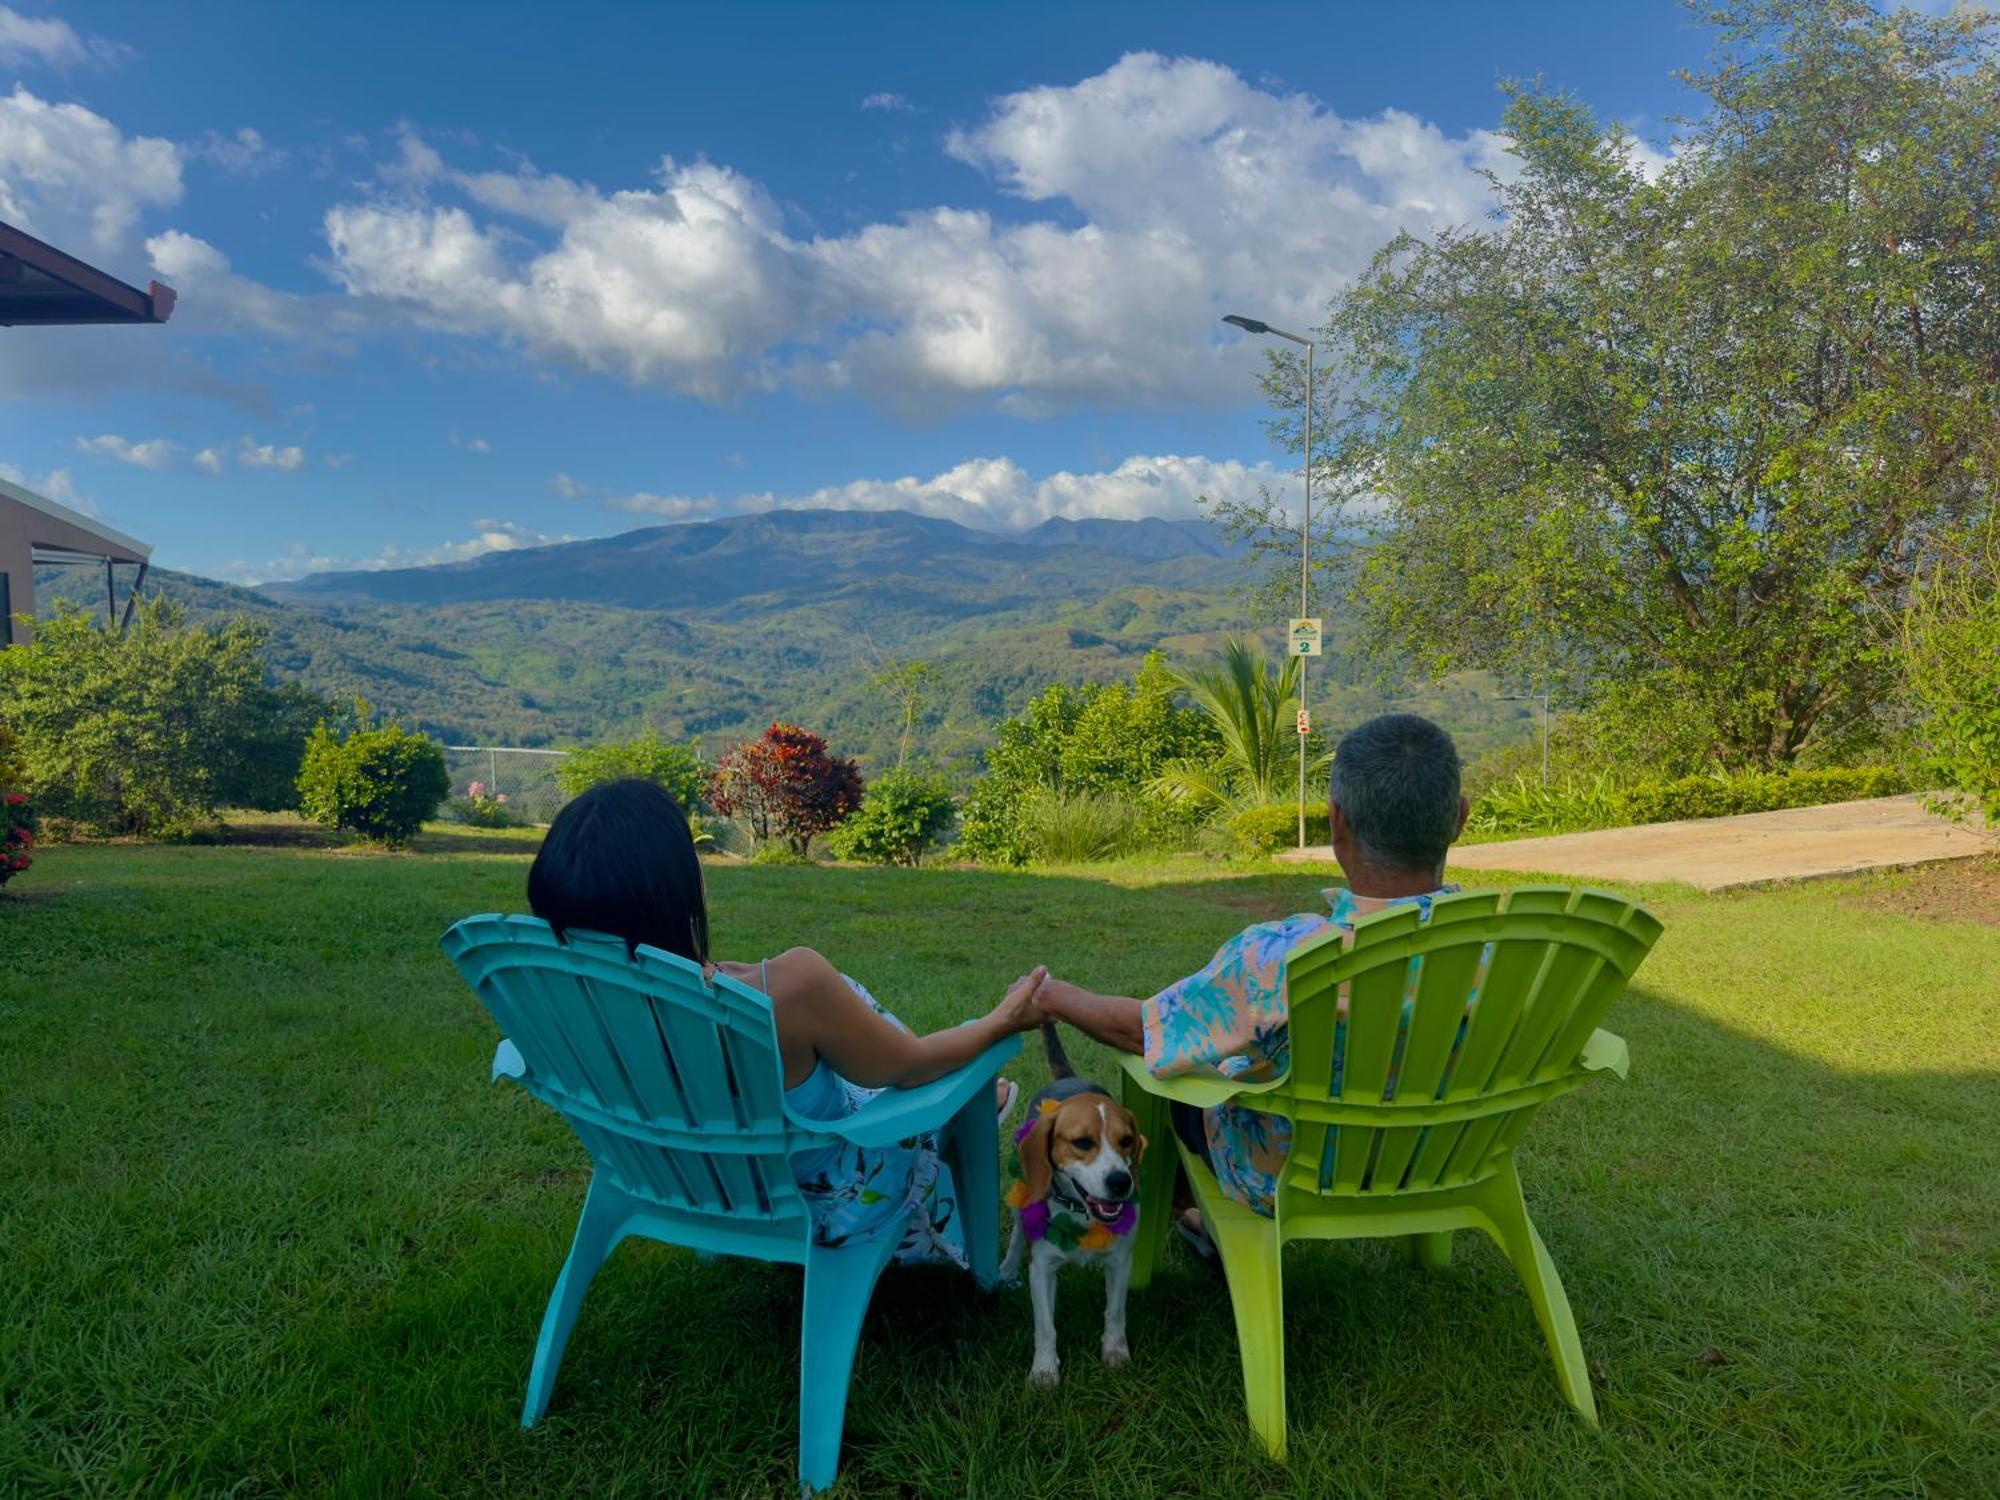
(1003, 1098), (1138, 1253)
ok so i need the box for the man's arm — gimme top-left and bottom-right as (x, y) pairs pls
(1037, 977), (1145, 1056)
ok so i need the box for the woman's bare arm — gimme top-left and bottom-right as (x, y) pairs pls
(766, 948), (1046, 1090)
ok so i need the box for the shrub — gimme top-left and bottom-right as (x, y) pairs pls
(0, 721), (35, 888)
(1229, 803), (1332, 854)
(826, 768), (956, 866)
(1617, 766), (1909, 825)
(1902, 525), (2000, 822)
(710, 723), (862, 856)
(1019, 788), (1143, 864)
(1464, 773), (1628, 839)
(959, 655), (1219, 866)
(0, 599), (328, 839)
(748, 841), (813, 867)
(296, 710), (450, 847)
(558, 729), (710, 811)
(454, 780), (521, 828)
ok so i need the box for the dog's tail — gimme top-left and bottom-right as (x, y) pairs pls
(1040, 1021), (1076, 1081)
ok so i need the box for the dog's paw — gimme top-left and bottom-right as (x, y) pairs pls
(1028, 1359), (1061, 1388)
(1100, 1336), (1131, 1368)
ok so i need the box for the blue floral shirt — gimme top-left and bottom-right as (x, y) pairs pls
(1141, 885), (1458, 1216)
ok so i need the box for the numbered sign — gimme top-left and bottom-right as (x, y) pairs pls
(1288, 617), (1323, 657)
(1296, 708), (1311, 736)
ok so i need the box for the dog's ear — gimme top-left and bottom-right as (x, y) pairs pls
(1018, 1112), (1055, 1203)
(1133, 1131), (1148, 1166)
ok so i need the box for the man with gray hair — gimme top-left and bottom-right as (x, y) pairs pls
(1034, 713), (1469, 1227)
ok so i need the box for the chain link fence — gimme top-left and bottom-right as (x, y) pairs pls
(441, 746), (571, 827)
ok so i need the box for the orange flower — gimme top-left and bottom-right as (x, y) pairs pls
(1003, 1180), (1032, 1210)
(1078, 1223), (1115, 1253)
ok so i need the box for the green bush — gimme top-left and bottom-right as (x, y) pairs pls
(0, 599), (328, 839)
(959, 655), (1218, 865)
(557, 729), (710, 810)
(1229, 802), (1332, 854)
(296, 712), (450, 847)
(1019, 788), (1144, 864)
(1465, 773), (1628, 839)
(1902, 526), (2000, 822)
(748, 841), (813, 867)
(826, 768), (956, 865)
(1618, 766), (1909, 825)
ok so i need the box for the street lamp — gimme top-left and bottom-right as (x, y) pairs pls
(1224, 313), (1315, 851)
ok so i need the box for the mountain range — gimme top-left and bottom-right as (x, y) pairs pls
(40, 509), (1525, 772)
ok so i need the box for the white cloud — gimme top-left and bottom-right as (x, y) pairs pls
(193, 447), (224, 476)
(238, 439), (308, 470)
(322, 451), (356, 469)
(315, 55), (1511, 414)
(861, 92), (916, 113)
(0, 85), (181, 254)
(212, 517), (578, 585)
(0, 460), (95, 513)
(450, 431), (491, 454)
(566, 451), (1294, 531)
(0, 6), (130, 69)
(75, 433), (179, 470)
(144, 229), (374, 342)
(191, 126), (286, 176)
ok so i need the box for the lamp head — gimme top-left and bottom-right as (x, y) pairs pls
(1222, 314), (1270, 334)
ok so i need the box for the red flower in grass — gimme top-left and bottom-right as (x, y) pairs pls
(3, 793), (24, 806)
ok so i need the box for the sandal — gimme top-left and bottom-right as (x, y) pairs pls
(1174, 1208), (1219, 1267)
(995, 1078), (1020, 1128)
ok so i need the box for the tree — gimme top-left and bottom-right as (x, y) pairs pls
(1150, 636), (1327, 815)
(710, 723), (863, 856)
(0, 598), (330, 838)
(869, 659), (938, 770)
(1214, 0), (2000, 768)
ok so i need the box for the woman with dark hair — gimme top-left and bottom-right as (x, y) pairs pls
(527, 777), (1038, 1265)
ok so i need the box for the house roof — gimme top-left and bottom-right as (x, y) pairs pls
(0, 472), (152, 562)
(0, 220), (176, 327)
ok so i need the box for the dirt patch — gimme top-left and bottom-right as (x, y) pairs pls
(1846, 854), (2000, 927)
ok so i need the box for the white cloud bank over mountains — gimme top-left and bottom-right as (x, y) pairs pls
(32, 50), (1512, 417)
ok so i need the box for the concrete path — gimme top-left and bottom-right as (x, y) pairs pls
(1276, 794), (1991, 892)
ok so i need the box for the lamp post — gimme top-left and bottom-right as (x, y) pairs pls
(1223, 313), (1315, 851)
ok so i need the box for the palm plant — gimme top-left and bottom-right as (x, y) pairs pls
(1150, 636), (1329, 817)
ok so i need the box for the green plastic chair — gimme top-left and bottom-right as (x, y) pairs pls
(1118, 886), (1662, 1456)
(441, 914), (1020, 1493)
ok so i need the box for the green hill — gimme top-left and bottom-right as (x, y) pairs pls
(37, 510), (1533, 772)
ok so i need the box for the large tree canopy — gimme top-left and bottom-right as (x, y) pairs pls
(1227, 0), (1998, 767)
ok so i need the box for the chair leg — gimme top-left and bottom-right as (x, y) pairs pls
(522, 1174), (627, 1428)
(1478, 1164), (1598, 1425)
(1204, 1203), (1287, 1459)
(797, 1231), (901, 1493)
(942, 1093), (1002, 1290)
(1122, 1080), (1176, 1291)
(1405, 1231), (1453, 1269)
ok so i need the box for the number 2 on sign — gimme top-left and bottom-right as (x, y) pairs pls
(1296, 709), (1311, 736)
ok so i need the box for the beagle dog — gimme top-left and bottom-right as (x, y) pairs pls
(999, 1025), (1147, 1386)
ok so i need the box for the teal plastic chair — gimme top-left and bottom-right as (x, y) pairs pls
(1119, 887), (1662, 1455)
(441, 914), (1020, 1493)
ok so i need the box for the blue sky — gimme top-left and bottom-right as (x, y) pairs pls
(0, 0), (1713, 583)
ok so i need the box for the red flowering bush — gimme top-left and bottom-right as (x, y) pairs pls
(0, 722), (34, 888)
(710, 722), (863, 856)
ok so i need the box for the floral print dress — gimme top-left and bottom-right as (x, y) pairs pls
(783, 975), (968, 1268)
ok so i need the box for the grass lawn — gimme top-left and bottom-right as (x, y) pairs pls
(4, 829), (1997, 1498)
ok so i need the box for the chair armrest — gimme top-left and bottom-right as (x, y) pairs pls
(491, 1038), (527, 1084)
(818, 1033), (1023, 1150)
(1579, 1027), (1629, 1081)
(1112, 1050), (1273, 1110)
